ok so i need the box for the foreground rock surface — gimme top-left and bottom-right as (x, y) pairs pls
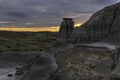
(0, 51), (57, 80)
(48, 45), (113, 80)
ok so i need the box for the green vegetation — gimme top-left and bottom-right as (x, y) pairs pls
(0, 31), (57, 52)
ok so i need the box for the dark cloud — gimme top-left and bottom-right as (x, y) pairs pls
(0, 0), (118, 27)
(4, 11), (29, 18)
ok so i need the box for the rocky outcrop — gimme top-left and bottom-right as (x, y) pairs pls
(59, 18), (74, 41)
(51, 2), (120, 80)
(50, 2), (120, 80)
(0, 51), (57, 80)
(71, 2), (120, 43)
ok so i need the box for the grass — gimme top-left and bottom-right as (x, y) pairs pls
(0, 31), (57, 52)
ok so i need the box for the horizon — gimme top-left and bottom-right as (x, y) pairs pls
(0, 23), (82, 32)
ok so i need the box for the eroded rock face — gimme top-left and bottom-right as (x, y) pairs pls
(71, 2), (120, 43)
(0, 51), (57, 80)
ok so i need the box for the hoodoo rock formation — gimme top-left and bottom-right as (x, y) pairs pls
(59, 18), (74, 41)
(71, 2), (120, 43)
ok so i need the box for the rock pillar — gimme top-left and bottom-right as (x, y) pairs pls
(59, 18), (74, 41)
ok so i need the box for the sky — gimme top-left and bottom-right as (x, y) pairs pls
(0, 0), (119, 28)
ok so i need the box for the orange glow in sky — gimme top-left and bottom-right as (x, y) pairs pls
(0, 23), (82, 32)
(0, 27), (60, 32)
(74, 23), (82, 27)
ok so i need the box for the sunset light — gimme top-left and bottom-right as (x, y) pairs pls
(75, 23), (82, 27)
(0, 23), (83, 32)
(0, 0), (118, 79)
(0, 27), (60, 32)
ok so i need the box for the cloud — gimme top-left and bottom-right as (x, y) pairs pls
(0, 21), (12, 24)
(0, 0), (118, 27)
(4, 11), (29, 18)
(116, 0), (120, 2)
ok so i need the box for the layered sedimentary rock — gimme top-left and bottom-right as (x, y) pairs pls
(59, 18), (74, 41)
(71, 2), (120, 42)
